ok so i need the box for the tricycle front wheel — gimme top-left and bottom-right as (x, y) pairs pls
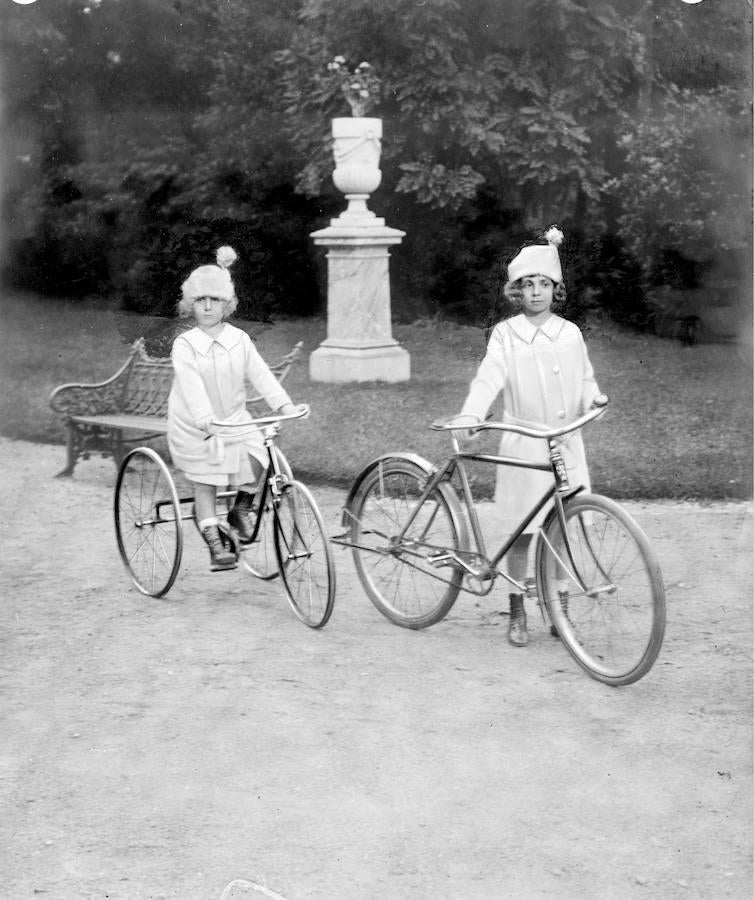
(274, 480), (335, 629)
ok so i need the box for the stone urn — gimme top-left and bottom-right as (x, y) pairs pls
(331, 117), (382, 222)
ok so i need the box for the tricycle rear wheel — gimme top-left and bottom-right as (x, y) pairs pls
(114, 448), (183, 598)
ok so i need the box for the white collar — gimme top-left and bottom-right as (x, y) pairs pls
(182, 323), (241, 355)
(507, 314), (564, 344)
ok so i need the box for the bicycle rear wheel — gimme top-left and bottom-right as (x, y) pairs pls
(274, 480), (335, 628)
(536, 493), (665, 686)
(240, 449), (293, 580)
(348, 457), (465, 629)
(114, 448), (183, 597)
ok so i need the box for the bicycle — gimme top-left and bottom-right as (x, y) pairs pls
(114, 405), (335, 629)
(335, 397), (666, 685)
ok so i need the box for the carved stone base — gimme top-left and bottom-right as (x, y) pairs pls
(309, 343), (410, 383)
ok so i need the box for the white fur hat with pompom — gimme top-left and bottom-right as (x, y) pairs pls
(507, 226), (564, 284)
(181, 246), (238, 303)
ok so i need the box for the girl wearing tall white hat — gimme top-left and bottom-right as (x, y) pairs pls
(167, 246), (301, 571)
(452, 227), (603, 647)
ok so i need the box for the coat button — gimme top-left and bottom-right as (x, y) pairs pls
(557, 410), (566, 419)
(553, 365), (560, 373)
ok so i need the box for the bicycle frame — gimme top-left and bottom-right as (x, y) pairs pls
(391, 442), (571, 595)
(239, 424), (290, 544)
(340, 396), (668, 684)
(151, 422), (290, 536)
(343, 400), (608, 598)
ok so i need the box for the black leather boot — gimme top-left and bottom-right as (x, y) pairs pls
(227, 490), (256, 544)
(508, 593), (528, 647)
(201, 524), (237, 571)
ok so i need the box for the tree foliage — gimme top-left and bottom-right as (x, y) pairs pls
(1, 0), (750, 329)
(608, 87), (750, 285)
(275, 0), (659, 222)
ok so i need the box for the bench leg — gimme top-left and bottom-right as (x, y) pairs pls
(111, 430), (126, 471)
(55, 423), (79, 478)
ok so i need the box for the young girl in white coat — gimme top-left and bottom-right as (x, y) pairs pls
(453, 227), (602, 646)
(167, 246), (300, 571)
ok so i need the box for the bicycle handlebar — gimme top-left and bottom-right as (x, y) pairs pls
(208, 403), (310, 437)
(432, 394), (609, 441)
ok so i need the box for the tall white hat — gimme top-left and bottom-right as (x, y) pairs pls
(507, 226), (564, 283)
(181, 246), (238, 302)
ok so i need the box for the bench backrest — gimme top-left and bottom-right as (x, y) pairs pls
(121, 337), (304, 417)
(122, 343), (173, 416)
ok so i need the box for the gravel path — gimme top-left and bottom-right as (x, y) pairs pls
(0, 438), (751, 899)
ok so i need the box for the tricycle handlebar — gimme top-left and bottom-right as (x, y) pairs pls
(208, 404), (310, 439)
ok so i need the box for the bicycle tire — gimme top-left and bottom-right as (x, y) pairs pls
(240, 448), (293, 580)
(535, 493), (666, 686)
(114, 448), (183, 598)
(274, 480), (335, 629)
(349, 457), (465, 629)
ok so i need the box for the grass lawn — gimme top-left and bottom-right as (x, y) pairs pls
(1, 290), (751, 500)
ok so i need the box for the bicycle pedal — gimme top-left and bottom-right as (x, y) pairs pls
(427, 551), (454, 567)
(471, 569), (495, 582)
(460, 556), (494, 581)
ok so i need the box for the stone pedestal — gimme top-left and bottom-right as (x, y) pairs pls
(309, 117), (410, 383)
(309, 219), (409, 382)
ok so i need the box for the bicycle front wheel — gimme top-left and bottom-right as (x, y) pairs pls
(349, 457), (465, 629)
(241, 449), (293, 580)
(274, 481), (335, 628)
(114, 448), (183, 598)
(536, 493), (666, 686)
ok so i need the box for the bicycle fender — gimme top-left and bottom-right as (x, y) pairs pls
(341, 453), (437, 527)
(536, 485), (587, 536)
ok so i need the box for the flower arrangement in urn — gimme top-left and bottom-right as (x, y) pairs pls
(326, 56), (381, 117)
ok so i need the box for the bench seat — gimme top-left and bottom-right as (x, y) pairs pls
(67, 414), (169, 434)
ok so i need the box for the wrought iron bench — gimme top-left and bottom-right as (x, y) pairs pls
(49, 337), (304, 477)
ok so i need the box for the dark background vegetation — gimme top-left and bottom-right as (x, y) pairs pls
(0, 0), (751, 339)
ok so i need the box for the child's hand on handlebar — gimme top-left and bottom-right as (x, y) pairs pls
(448, 414), (481, 443)
(203, 419), (223, 437)
(277, 402), (310, 419)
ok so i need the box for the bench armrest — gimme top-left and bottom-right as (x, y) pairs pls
(49, 353), (134, 419)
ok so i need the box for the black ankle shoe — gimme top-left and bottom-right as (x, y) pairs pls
(227, 507), (255, 544)
(508, 593), (528, 647)
(227, 491), (256, 544)
(201, 525), (237, 571)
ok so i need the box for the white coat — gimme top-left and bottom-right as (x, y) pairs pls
(460, 314), (601, 533)
(167, 323), (292, 485)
